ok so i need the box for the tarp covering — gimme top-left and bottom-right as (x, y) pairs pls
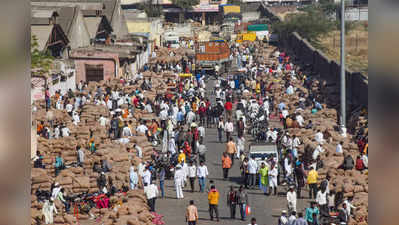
(247, 24), (268, 31)
(223, 5), (240, 14)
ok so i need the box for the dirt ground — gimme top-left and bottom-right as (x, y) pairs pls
(319, 23), (368, 76)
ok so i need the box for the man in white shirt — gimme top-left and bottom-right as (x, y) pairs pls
(145, 103), (153, 113)
(315, 130), (325, 144)
(77, 146), (85, 167)
(174, 165), (186, 199)
(313, 144), (325, 160)
(336, 141), (344, 154)
(288, 211), (297, 225)
(61, 125), (70, 137)
(144, 181), (159, 212)
(98, 115), (108, 126)
(133, 144), (143, 158)
(287, 186), (297, 213)
(188, 162), (197, 192)
(168, 138), (176, 155)
(197, 125), (205, 139)
(142, 167), (152, 186)
(122, 122), (132, 137)
(224, 119), (234, 142)
(196, 161), (209, 192)
(295, 114), (304, 127)
(247, 157), (258, 188)
(66, 103), (73, 116)
(136, 122), (148, 135)
(282, 109), (289, 119)
(186, 110), (196, 125)
(361, 153), (368, 168)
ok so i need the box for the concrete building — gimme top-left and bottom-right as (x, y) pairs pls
(70, 48), (120, 82)
(124, 9), (163, 47)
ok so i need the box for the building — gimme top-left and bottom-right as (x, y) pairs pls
(123, 9), (163, 47)
(31, 0), (152, 87)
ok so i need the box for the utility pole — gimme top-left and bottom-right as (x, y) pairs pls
(340, 0), (346, 136)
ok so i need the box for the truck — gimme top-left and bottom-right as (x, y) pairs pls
(163, 32), (180, 48)
(195, 40), (231, 73)
(249, 143), (279, 169)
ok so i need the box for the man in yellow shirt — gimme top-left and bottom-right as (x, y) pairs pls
(307, 166), (318, 199)
(208, 185), (220, 221)
(178, 150), (186, 164)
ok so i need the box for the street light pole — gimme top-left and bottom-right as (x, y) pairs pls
(340, 0), (346, 135)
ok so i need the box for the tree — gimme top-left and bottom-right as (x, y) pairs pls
(272, 5), (335, 48)
(31, 35), (54, 74)
(171, 0), (200, 23)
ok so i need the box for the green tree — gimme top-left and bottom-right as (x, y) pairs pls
(138, 0), (163, 17)
(31, 35), (54, 74)
(171, 0), (200, 23)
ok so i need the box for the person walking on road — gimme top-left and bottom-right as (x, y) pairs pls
(288, 211), (297, 225)
(269, 163), (278, 195)
(227, 185), (238, 219)
(294, 160), (305, 199)
(217, 117), (224, 143)
(222, 152), (232, 179)
(174, 165), (186, 199)
(305, 202), (320, 225)
(198, 139), (207, 163)
(186, 200), (198, 225)
(188, 161), (197, 192)
(197, 161), (209, 192)
(208, 185), (220, 222)
(287, 185), (297, 213)
(259, 162), (269, 195)
(238, 185), (249, 221)
(292, 212), (308, 225)
(225, 119), (234, 143)
(144, 181), (159, 212)
(226, 137), (237, 165)
(307, 166), (318, 199)
(248, 217), (258, 225)
(248, 156), (258, 189)
(279, 210), (289, 225)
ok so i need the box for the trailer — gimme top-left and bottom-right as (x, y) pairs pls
(195, 40), (231, 73)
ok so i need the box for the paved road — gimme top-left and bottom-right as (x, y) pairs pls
(156, 76), (310, 225)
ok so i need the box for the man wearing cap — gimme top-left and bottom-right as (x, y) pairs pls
(287, 186), (297, 213)
(279, 210), (289, 225)
(174, 165), (186, 199)
(269, 163), (279, 195)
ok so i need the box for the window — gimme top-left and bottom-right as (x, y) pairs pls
(85, 64), (104, 82)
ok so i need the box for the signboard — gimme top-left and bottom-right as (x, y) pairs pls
(179, 73), (193, 77)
